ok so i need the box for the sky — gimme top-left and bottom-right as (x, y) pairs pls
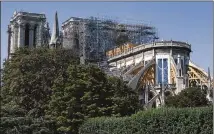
(1, 2), (213, 75)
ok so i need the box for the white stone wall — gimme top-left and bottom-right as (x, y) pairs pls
(135, 53), (143, 64)
(37, 23), (43, 47)
(18, 23), (25, 48)
(9, 22), (45, 53)
(126, 57), (134, 66)
(144, 56), (153, 62)
(14, 24), (18, 51)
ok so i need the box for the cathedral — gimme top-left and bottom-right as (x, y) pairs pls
(7, 11), (213, 109)
(7, 11), (158, 61)
(7, 11), (109, 60)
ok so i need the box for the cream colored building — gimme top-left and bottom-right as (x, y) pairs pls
(106, 40), (213, 109)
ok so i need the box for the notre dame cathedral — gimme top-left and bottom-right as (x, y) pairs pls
(7, 10), (106, 61)
(7, 10), (158, 62)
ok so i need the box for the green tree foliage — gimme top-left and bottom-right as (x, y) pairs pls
(165, 87), (209, 108)
(107, 77), (140, 117)
(46, 64), (139, 133)
(1, 47), (139, 134)
(1, 48), (78, 118)
(79, 106), (213, 134)
(0, 105), (57, 134)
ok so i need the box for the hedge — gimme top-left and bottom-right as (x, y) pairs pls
(79, 106), (213, 134)
(0, 116), (57, 134)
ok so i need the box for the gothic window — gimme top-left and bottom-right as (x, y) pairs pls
(179, 70), (182, 77)
(157, 59), (162, 84)
(180, 58), (184, 75)
(163, 58), (168, 84)
(181, 59), (184, 69)
(74, 33), (79, 49)
(25, 24), (30, 47)
(33, 25), (38, 47)
(157, 58), (168, 84)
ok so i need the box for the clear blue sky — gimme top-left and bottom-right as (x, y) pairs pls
(1, 2), (213, 75)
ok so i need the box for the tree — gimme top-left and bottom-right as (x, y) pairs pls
(1, 48), (139, 134)
(1, 47), (79, 118)
(46, 64), (139, 134)
(165, 87), (209, 108)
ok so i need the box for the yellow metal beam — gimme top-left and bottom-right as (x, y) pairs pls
(188, 66), (209, 87)
(188, 66), (207, 83)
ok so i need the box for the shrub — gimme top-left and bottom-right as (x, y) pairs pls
(165, 87), (209, 108)
(0, 105), (57, 134)
(79, 106), (213, 134)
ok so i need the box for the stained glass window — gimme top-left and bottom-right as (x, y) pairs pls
(157, 58), (168, 84)
(157, 59), (162, 84)
(163, 58), (168, 84)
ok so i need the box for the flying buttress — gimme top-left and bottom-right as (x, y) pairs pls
(188, 60), (212, 88)
(127, 57), (156, 90)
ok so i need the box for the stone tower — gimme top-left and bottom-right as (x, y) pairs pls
(7, 11), (50, 58)
(49, 11), (61, 48)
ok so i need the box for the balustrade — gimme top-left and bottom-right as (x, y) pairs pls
(108, 41), (191, 61)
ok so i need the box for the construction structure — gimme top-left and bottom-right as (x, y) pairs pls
(7, 11), (157, 63)
(61, 16), (157, 63)
(106, 40), (213, 109)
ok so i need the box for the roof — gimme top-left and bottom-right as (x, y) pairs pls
(10, 11), (46, 22)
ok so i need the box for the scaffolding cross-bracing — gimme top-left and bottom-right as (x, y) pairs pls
(62, 16), (159, 64)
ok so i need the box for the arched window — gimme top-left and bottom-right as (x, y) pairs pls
(33, 24), (38, 47)
(24, 24), (30, 47)
(157, 58), (168, 84)
(74, 33), (79, 49)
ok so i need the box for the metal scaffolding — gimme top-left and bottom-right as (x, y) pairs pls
(62, 16), (158, 64)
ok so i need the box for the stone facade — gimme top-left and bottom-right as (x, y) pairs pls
(8, 11), (50, 57)
(108, 41), (191, 88)
(107, 40), (213, 108)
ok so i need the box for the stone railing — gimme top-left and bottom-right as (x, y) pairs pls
(107, 41), (191, 62)
(11, 12), (46, 22)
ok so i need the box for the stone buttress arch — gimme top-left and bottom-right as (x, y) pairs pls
(127, 57), (156, 90)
